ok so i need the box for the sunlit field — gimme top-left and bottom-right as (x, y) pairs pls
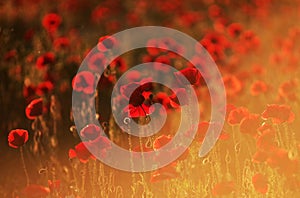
(1, 0), (300, 197)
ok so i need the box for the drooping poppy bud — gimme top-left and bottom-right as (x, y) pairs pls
(25, 98), (43, 120)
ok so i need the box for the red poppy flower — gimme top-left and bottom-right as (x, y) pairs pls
(265, 148), (298, 176)
(120, 79), (152, 107)
(214, 17), (228, 32)
(178, 11), (202, 28)
(188, 56), (209, 83)
(122, 72), (140, 84)
(223, 75), (242, 97)
(66, 55), (81, 66)
(239, 114), (261, 137)
(146, 39), (161, 56)
(200, 32), (228, 62)
(25, 98), (43, 120)
(256, 129), (276, 152)
(53, 37), (70, 51)
(242, 30), (258, 43)
(155, 0), (182, 13)
(208, 4), (222, 19)
(261, 104), (295, 124)
(129, 88), (146, 107)
(154, 55), (171, 72)
(91, 6), (109, 23)
(36, 81), (54, 96)
(143, 91), (153, 102)
(69, 142), (95, 163)
(227, 23), (243, 38)
(174, 67), (201, 85)
(22, 184), (50, 198)
(250, 80), (268, 96)
(89, 135), (112, 155)
(142, 53), (152, 64)
(87, 52), (107, 73)
(8, 129), (29, 148)
(150, 163), (179, 183)
(72, 71), (95, 94)
(153, 92), (171, 111)
(42, 13), (62, 33)
(212, 46), (226, 62)
(201, 32), (228, 50)
(278, 79), (298, 101)
(212, 181), (235, 196)
(36, 52), (55, 69)
(110, 57), (127, 73)
(224, 104), (236, 120)
(97, 35), (117, 52)
(227, 107), (250, 125)
(267, 148), (288, 169)
(126, 12), (141, 26)
(80, 124), (103, 141)
(153, 135), (172, 150)
(162, 39), (181, 56)
(123, 103), (154, 118)
(239, 30), (260, 52)
(252, 173), (268, 194)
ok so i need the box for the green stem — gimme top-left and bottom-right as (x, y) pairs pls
(20, 147), (30, 186)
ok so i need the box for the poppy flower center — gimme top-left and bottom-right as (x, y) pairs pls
(234, 29), (241, 36)
(210, 37), (219, 44)
(103, 39), (114, 49)
(77, 76), (89, 88)
(93, 57), (105, 66)
(49, 20), (56, 25)
(129, 89), (145, 106)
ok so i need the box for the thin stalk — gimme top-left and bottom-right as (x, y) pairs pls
(20, 146), (30, 186)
